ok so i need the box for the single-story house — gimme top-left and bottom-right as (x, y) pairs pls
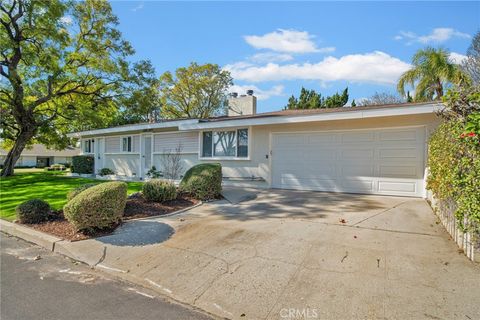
(0, 144), (80, 168)
(69, 92), (442, 198)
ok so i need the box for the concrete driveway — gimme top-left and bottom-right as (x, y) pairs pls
(62, 189), (480, 320)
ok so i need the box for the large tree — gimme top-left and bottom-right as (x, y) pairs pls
(397, 47), (469, 102)
(0, 0), (155, 176)
(159, 63), (233, 119)
(285, 87), (349, 110)
(358, 92), (405, 106)
(463, 31), (480, 86)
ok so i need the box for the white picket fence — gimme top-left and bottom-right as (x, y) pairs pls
(427, 191), (479, 263)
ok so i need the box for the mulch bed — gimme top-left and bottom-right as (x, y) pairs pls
(24, 194), (199, 241)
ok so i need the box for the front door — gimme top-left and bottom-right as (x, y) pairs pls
(143, 135), (152, 175)
(94, 138), (104, 174)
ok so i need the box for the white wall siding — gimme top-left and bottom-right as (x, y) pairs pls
(105, 137), (120, 153)
(132, 135), (140, 153)
(154, 132), (198, 154)
(104, 154), (140, 176)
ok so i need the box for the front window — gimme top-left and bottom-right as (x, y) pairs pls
(202, 129), (248, 158)
(122, 136), (132, 152)
(83, 139), (94, 153)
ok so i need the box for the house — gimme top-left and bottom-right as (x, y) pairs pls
(69, 91), (442, 198)
(0, 144), (80, 168)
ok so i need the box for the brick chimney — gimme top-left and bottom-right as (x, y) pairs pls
(227, 90), (257, 116)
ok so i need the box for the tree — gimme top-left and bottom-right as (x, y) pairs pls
(397, 47), (470, 102)
(0, 0), (156, 176)
(463, 31), (480, 86)
(359, 92), (404, 106)
(159, 63), (233, 119)
(284, 87), (349, 109)
(351, 99), (356, 107)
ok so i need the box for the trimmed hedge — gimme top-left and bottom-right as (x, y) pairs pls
(99, 168), (115, 176)
(427, 119), (480, 231)
(72, 155), (94, 174)
(142, 179), (177, 202)
(16, 199), (51, 224)
(179, 163), (222, 200)
(64, 181), (127, 231)
(67, 183), (98, 201)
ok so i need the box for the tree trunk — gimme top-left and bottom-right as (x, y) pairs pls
(1, 130), (36, 177)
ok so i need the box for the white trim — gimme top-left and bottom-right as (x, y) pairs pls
(198, 127), (251, 161)
(120, 136), (133, 153)
(152, 152), (197, 155)
(104, 152), (141, 155)
(179, 103), (443, 130)
(67, 119), (199, 138)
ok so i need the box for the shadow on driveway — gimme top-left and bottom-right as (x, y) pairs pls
(97, 221), (175, 247)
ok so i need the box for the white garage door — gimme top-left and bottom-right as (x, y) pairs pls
(271, 127), (426, 197)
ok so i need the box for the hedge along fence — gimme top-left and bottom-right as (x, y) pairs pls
(72, 155), (94, 174)
(427, 119), (480, 262)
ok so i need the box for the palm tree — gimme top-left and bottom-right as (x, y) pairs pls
(397, 47), (470, 101)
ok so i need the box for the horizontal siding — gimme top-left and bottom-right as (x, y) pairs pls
(132, 136), (140, 153)
(153, 132), (198, 154)
(105, 137), (120, 153)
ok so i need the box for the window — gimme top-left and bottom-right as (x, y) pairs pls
(122, 136), (132, 152)
(83, 139), (94, 153)
(201, 129), (248, 158)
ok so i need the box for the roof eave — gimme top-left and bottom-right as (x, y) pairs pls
(179, 103), (443, 130)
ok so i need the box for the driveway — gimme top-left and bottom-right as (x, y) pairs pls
(59, 189), (480, 320)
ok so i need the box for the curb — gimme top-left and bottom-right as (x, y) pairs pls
(0, 219), (62, 251)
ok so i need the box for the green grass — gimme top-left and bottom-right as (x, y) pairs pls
(0, 170), (143, 221)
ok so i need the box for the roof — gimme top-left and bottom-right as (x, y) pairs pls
(201, 102), (439, 122)
(68, 102), (444, 137)
(0, 144), (80, 157)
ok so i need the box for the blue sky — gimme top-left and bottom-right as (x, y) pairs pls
(111, 1), (479, 112)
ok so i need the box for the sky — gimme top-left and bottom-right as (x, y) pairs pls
(110, 1), (480, 113)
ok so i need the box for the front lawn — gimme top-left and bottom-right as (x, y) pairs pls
(0, 170), (143, 221)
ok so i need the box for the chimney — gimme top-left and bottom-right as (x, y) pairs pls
(228, 90), (257, 116)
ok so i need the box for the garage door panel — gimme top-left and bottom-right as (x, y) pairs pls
(378, 180), (417, 193)
(341, 149), (374, 160)
(379, 164), (419, 178)
(341, 132), (375, 142)
(278, 177), (339, 192)
(379, 130), (417, 141)
(341, 164), (375, 177)
(271, 127), (425, 197)
(341, 179), (374, 193)
(379, 148), (419, 159)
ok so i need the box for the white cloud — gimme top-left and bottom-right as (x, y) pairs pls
(225, 51), (411, 85)
(229, 84), (285, 100)
(244, 29), (334, 54)
(449, 52), (468, 64)
(249, 52), (294, 63)
(60, 16), (73, 25)
(395, 28), (470, 44)
(131, 2), (144, 12)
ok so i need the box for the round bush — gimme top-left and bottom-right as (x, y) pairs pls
(16, 199), (51, 224)
(142, 179), (177, 202)
(67, 183), (98, 201)
(99, 168), (115, 176)
(179, 163), (222, 200)
(63, 181), (127, 231)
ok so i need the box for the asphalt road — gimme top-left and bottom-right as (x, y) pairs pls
(0, 233), (213, 320)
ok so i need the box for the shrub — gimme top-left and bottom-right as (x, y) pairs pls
(64, 181), (127, 231)
(142, 179), (177, 202)
(71, 155), (94, 174)
(99, 167), (115, 176)
(67, 183), (98, 201)
(146, 166), (162, 179)
(16, 199), (51, 224)
(428, 120), (480, 232)
(179, 163), (222, 200)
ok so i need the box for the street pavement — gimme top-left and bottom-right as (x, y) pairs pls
(0, 233), (213, 320)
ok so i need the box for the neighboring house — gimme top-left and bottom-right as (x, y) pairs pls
(69, 91), (442, 198)
(0, 144), (80, 168)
